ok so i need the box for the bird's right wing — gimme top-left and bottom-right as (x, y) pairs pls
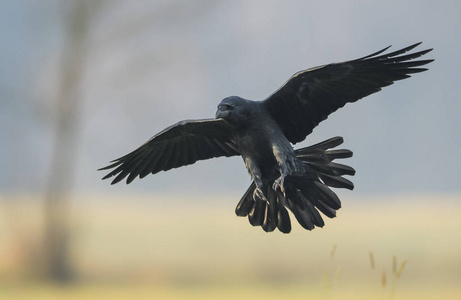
(262, 43), (433, 144)
(99, 118), (240, 184)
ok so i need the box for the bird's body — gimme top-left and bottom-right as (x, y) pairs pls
(100, 43), (433, 233)
(219, 97), (301, 191)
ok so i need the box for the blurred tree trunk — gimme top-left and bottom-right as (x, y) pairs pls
(43, 0), (91, 282)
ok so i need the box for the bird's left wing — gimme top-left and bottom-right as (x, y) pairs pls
(99, 118), (240, 184)
(262, 42), (433, 144)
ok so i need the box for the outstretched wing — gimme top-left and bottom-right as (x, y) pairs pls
(99, 118), (240, 184)
(263, 42), (433, 144)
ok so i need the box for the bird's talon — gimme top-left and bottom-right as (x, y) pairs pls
(273, 177), (286, 196)
(253, 187), (266, 201)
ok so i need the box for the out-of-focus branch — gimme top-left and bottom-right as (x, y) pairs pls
(43, 0), (94, 282)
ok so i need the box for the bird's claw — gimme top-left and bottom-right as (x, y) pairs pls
(253, 187), (266, 201)
(273, 176), (286, 196)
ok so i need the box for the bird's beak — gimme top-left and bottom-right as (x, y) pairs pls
(215, 106), (230, 119)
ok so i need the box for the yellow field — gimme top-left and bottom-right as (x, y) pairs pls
(0, 193), (460, 299)
(1, 282), (461, 300)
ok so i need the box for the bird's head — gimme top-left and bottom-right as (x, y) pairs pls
(216, 96), (255, 127)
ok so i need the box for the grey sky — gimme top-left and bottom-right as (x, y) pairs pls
(1, 0), (460, 198)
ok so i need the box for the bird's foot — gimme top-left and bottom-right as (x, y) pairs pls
(273, 176), (286, 196)
(253, 187), (267, 201)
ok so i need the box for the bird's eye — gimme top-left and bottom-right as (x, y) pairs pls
(219, 104), (234, 110)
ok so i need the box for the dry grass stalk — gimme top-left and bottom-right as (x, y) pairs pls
(392, 256), (397, 275)
(369, 252), (375, 270)
(330, 244), (337, 260)
(396, 259), (407, 278)
(381, 270), (387, 287)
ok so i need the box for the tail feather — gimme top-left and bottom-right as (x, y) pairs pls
(310, 199), (337, 218)
(276, 205), (291, 233)
(235, 182), (255, 217)
(248, 197), (265, 226)
(325, 149), (353, 160)
(296, 153), (331, 164)
(305, 200), (325, 228)
(284, 181), (308, 210)
(307, 162), (356, 177)
(262, 187), (278, 232)
(275, 190), (291, 233)
(295, 136), (344, 153)
(318, 174), (354, 190)
(262, 204), (277, 232)
(296, 188), (325, 227)
(286, 197), (315, 231)
(236, 136), (355, 233)
(312, 181), (342, 209)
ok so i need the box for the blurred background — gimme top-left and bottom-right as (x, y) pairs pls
(1, 0), (460, 299)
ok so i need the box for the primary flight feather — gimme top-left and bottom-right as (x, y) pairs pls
(100, 42), (433, 233)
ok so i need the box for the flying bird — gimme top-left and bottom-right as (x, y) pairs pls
(100, 42), (433, 233)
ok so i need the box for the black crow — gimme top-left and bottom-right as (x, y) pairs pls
(100, 43), (433, 233)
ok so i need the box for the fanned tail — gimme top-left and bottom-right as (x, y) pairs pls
(235, 136), (355, 233)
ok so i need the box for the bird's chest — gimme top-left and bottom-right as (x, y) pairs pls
(238, 126), (274, 155)
(236, 126), (291, 180)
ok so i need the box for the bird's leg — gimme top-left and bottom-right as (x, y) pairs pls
(272, 144), (298, 197)
(272, 154), (289, 196)
(253, 186), (266, 201)
(252, 175), (267, 201)
(272, 174), (286, 196)
(243, 156), (268, 201)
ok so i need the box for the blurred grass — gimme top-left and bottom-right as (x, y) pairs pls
(0, 193), (460, 299)
(1, 282), (461, 300)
